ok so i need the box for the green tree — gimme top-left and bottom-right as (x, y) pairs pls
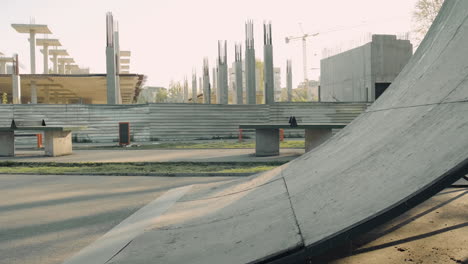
(292, 87), (308, 102)
(2, 93), (7, 104)
(167, 80), (184, 103)
(412, 0), (444, 45)
(155, 89), (168, 103)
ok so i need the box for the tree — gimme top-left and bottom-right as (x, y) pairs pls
(167, 80), (184, 103)
(412, 0), (444, 45)
(2, 93), (7, 104)
(155, 89), (168, 103)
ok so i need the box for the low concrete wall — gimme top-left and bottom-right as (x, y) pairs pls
(0, 102), (368, 143)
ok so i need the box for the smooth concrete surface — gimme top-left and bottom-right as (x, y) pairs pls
(0, 174), (236, 264)
(63, 185), (193, 264)
(304, 128), (333, 152)
(0, 131), (14, 156)
(255, 128), (279, 157)
(80, 1), (468, 263)
(44, 130), (72, 157)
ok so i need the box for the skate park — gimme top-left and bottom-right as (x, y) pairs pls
(0, 0), (468, 263)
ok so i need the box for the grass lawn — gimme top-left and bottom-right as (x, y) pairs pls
(0, 161), (286, 175)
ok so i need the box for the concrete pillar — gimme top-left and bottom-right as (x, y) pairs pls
(29, 30), (38, 104)
(255, 128), (279, 156)
(12, 75), (21, 104)
(0, 62), (6, 74)
(212, 67), (218, 103)
(245, 21), (256, 104)
(106, 45), (118, 104)
(263, 22), (274, 105)
(183, 78), (189, 103)
(29, 30), (36, 74)
(192, 72), (197, 103)
(106, 12), (120, 105)
(287, 60), (292, 102)
(44, 130), (72, 157)
(52, 54), (58, 73)
(43, 44), (49, 74)
(114, 29), (122, 104)
(0, 131), (15, 156)
(203, 58), (211, 104)
(235, 44), (243, 104)
(217, 40), (228, 104)
(304, 128), (333, 152)
(59, 62), (65, 74)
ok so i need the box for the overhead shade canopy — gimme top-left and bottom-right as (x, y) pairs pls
(36, 39), (62, 46)
(0, 74), (145, 104)
(11, 24), (52, 34)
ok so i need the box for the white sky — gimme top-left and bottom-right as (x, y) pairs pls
(1, 0), (418, 88)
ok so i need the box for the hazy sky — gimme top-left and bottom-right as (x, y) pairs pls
(1, 0), (418, 88)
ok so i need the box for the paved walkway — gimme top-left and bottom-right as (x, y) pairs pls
(0, 174), (237, 264)
(0, 148), (303, 163)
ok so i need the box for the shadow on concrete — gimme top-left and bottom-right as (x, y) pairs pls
(307, 190), (468, 263)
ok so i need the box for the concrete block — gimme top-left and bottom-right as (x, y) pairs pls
(304, 128), (333, 152)
(0, 131), (14, 156)
(255, 128), (279, 156)
(44, 130), (72, 157)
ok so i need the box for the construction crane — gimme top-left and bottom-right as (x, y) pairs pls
(285, 23), (319, 100)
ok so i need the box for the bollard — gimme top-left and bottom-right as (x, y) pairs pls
(37, 133), (43, 148)
(280, 129), (284, 142)
(238, 129), (243, 142)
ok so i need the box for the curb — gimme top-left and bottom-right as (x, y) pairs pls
(0, 172), (255, 177)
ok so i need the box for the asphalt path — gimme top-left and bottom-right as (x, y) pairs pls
(0, 174), (237, 264)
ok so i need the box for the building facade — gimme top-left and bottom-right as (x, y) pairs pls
(320, 34), (413, 102)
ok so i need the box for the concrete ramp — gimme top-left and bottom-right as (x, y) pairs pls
(90, 1), (468, 263)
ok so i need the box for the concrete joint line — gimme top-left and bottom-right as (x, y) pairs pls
(62, 185), (193, 264)
(281, 177), (305, 247)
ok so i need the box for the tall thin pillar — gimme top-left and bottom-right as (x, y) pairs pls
(217, 40), (228, 104)
(245, 21), (256, 104)
(106, 12), (120, 104)
(203, 58), (211, 104)
(114, 26), (122, 104)
(287, 60), (293, 102)
(212, 67), (218, 103)
(235, 44), (243, 104)
(192, 71), (197, 103)
(263, 22), (275, 105)
(12, 54), (21, 104)
(52, 54), (58, 73)
(183, 77), (189, 103)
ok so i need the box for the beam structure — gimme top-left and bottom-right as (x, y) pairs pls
(47, 49), (68, 74)
(36, 38), (61, 74)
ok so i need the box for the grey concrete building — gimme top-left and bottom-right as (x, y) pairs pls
(320, 34), (413, 102)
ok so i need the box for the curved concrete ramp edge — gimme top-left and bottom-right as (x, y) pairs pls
(101, 1), (468, 263)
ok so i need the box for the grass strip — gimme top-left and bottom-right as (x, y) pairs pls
(75, 140), (304, 150)
(0, 161), (286, 175)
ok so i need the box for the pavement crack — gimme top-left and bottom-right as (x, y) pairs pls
(104, 239), (133, 264)
(281, 176), (305, 247)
